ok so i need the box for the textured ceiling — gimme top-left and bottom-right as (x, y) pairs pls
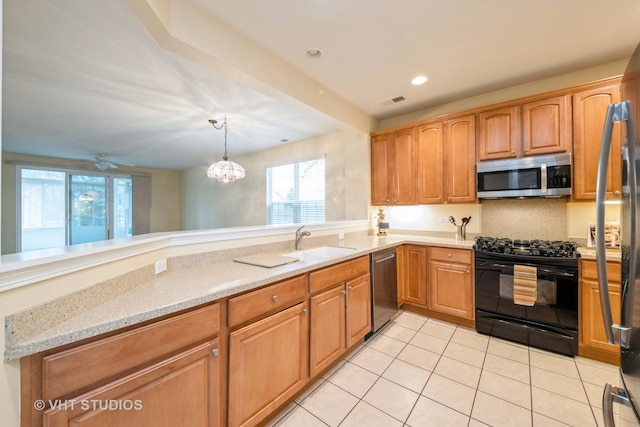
(3, 0), (640, 170)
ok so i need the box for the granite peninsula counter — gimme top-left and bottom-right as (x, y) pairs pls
(4, 234), (475, 361)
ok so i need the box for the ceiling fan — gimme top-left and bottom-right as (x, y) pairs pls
(76, 154), (135, 171)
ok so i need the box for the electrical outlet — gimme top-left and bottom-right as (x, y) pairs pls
(155, 259), (167, 275)
(439, 216), (449, 223)
(338, 232), (345, 240)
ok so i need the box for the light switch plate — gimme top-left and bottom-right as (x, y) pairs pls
(338, 233), (345, 240)
(439, 217), (449, 223)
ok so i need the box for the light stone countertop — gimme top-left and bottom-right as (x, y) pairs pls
(576, 247), (622, 262)
(4, 234), (475, 361)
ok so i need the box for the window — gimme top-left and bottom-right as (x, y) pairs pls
(267, 158), (325, 224)
(18, 167), (132, 252)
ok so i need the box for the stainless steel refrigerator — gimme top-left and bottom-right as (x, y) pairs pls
(597, 41), (640, 426)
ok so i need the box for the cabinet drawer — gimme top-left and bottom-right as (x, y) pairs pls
(228, 275), (306, 327)
(309, 255), (370, 293)
(581, 259), (621, 282)
(430, 247), (472, 264)
(42, 303), (220, 401)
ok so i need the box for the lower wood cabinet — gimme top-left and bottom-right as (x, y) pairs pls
(308, 257), (371, 378)
(309, 285), (346, 377)
(43, 339), (220, 427)
(228, 302), (309, 427)
(579, 259), (621, 364)
(402, 245), (428, 307)
(22, 303), (223, 427)
(428, 247), (474, 322)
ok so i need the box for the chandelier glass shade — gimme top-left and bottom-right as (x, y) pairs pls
(207, 117), (245, 182)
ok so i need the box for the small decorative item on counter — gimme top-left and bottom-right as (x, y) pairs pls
(377, 207), (389, 236)
(588, 222), (621, 249)
(451, 215), (471, 240)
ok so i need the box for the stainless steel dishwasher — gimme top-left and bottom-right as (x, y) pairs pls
(369, 247), (399, 336)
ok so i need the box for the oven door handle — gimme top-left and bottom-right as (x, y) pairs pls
(491, 317), (575, 339)
(476, 261), (511, 269)
(537, 268), (575, 278)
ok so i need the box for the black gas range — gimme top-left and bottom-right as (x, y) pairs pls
(474, 236), (579, 268)
(474, 236), (580, 357)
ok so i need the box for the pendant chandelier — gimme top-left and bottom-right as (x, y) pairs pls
(207, 117), (245, 183)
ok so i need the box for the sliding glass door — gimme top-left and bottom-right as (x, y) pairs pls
(19, 167), (133, 251)
(69, 174), (108, 245)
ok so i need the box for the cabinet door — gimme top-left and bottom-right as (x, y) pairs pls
(580, 278), (621, 356)
(573, 84), (621, 200)
(522, 95), (571, 156)
(309, 285), (346, 378)
(416, 122), (444, 204)
(229, 303), (308, 427)
(370, 134), (392, 205)
(444, 115), (477, 203)
(396, 245), (406, 308)
(429, 261), (474, 320)
(478, 106), (520, 160)
(392, 128), (416, 204)
(403, 245), (428, 307)
(346, 273), (372, 348)
(43, 340), (221, 427)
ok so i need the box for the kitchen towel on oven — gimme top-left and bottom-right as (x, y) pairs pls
(513, 264), (537, 306)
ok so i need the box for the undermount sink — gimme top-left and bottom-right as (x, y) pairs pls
(283, 246), (357, 259)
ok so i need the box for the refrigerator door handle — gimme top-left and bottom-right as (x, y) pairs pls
(603, 383), (632, 427)
(596, 102), (629, 345)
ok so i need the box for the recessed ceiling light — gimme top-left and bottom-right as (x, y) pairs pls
(306, 48), (323, 58)
(411, 75), (428, 85)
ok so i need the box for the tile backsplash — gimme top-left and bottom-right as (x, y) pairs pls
(379, 198), (621, 247)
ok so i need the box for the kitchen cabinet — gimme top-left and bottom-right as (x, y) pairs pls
(396, 245), (406, 307)
(428, 247), (475, 324)
(521, 95), (571, 156)
(416, 122), (445, 203)
(229, 303), (308, 427)
(444, 115), (477, 203)
(573, 83), (622, 200)
(227, 275), (308, 427)
(308, 256), (371, 377)
(579, 259), (621, 365)
(402, 245), (428, 308)
(23, 303), (223, 427)
(370, 128), (416, 205)
(478, 105), (520, 160)
(477, 95), (571, 161)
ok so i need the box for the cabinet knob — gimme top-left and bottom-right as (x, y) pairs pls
(448, 253), (452, 258)
(342, 289), (347, 295)
(272, 295), (278, 302)
(614, 190), (621, 196)
(212, 349), (219, 357)
(448, 196), (451, 201)
(466, 269), (470, 274)
(348, 286), (353, 291)
(302, 308), (308, 314)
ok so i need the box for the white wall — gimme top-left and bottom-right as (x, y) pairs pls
(181, 129), (370, 229)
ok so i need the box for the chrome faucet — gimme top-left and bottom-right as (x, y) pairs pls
(295, 225), (311, 250)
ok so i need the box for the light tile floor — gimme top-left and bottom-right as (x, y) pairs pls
(268, 310), (621, 427)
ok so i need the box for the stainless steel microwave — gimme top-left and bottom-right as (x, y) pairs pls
(476, 153), (572, 199)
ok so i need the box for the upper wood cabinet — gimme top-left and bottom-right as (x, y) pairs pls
(370, 129), (416, 205)
(573, 83), (622, 200)
(521, 95), (571, 156)
(444, 115), (477, 203)
(416, 122), (444, 204)
(478, 95), (571, 161)
(478, 106), (520, 160)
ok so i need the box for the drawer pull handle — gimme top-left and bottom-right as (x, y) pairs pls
(212, 349), (219, 357)
(272, 295), (278, 302)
